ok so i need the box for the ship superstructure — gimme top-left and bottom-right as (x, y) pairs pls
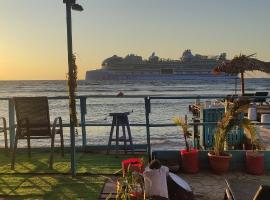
(85, 50), (234, 80)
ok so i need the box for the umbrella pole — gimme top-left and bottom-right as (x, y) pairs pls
(241, 72), (245, 95)
(234, 78), (237, 95)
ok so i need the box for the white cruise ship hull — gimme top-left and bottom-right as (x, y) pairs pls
(85, 70), (238, 81)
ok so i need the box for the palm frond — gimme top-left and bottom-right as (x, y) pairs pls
(173, 117), (192, 138)
(213, 99), (260, 155)
(173, 116), (192, 151)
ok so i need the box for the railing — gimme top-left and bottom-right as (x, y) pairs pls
(2, 95), (270, 148)
(1, 95), (270, 174)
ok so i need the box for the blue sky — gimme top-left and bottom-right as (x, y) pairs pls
(1, 0), (269, 79)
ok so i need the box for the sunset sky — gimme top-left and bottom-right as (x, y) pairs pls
(1, 0), (270, 80)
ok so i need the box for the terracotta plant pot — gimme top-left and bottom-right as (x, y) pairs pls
(122, 158), (144, 176)
(129, 191), (144, 200)
(246, 151), (264, 175)
(180, 148), (199, 173)
(208, 152), (232, 174)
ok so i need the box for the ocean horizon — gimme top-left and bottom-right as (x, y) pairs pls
(0, 78), (269, 149)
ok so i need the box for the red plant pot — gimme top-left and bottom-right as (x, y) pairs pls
(180, 148), (199, 173)
(208, 152), (232, 174)
(122, 158), (144, 176)
(246, 151), (264, 175)
(129, 191), (144, 200)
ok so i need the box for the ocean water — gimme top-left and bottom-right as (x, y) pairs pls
(0, 78), (269, 149)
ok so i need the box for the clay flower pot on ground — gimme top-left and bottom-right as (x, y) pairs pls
(246, 151), (264, 175)
(129, 190), (144, 200)
(121, 158), (144, 176)
(115, 170), (144, 200)
(180, 148), (199, 173)
(208, 152), (232, 174)
(244, 118), (265, 175)
(173, 116), (199, 173)
(208, 99), (256, 174)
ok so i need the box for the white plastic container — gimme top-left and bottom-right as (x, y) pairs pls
(205, 101), (211, 109)
(261, 114), (270, 129)
(195, 98), (200, 105)
(248, 107), (257, 121)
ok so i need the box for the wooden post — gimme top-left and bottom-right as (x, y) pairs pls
(144, 97), (151, 162)
(234, 78), (237, 95)
(240, 72), (245, 95)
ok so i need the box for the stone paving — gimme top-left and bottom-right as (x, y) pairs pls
(100, 171), (270, 200)
(180, 170), (270, 200)
(178, 127), (270, 200)
(100, 127), (270, 200)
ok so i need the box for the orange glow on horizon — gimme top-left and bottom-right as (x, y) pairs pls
(1, 1), (270, 80)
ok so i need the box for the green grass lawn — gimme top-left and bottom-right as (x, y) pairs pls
(0, 175), (105, 200)
(0, 149), (146, 199)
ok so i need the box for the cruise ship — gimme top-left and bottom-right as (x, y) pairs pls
(85, 50), (237, 80)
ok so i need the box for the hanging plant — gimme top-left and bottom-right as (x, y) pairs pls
(67, 53), (78, 127)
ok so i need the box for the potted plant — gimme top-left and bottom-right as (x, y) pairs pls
(173, 116), (199, 173)
(122, 158), (144, 177)
(115, 166), (145, 200)
(244, 126), (265, 175)
(208, 99), (252, 174)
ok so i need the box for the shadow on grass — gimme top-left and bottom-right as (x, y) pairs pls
(0, 175), (107, 200)
(0, 148), (146, 175)
(0, 149), (146, 199)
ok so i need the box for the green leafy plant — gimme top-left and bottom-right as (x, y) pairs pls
(116, 169), (145, 200)
(106, 162), (145, 200)
(213, 99), (261, 156)
(173, 116), (192, 151)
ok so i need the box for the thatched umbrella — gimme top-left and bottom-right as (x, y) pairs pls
(213, 55), (270, 95)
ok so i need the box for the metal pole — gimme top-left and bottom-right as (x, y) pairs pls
(8, 99), (15, 149)
(144, 97), (151, 162)
(65, 0), (76, 177)
(80, 97), (87, 150)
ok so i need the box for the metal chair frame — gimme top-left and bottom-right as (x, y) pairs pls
(0, 117), (8, 151)
(11, 97), (64, 170)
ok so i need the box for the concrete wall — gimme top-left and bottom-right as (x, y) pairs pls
(152, 150), (270, 171)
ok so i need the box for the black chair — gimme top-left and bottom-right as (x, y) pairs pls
(254, 92), (268, 105)
(253, 185), (270, 200)
(224, 179), (270, 200)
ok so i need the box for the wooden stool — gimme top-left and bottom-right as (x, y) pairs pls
(107, 112), (134, 154)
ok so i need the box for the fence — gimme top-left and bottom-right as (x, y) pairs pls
(1, 94), (269, 175)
